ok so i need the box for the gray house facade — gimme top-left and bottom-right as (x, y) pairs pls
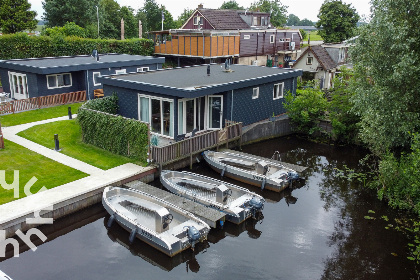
(99, 64), (302, 139)
(0, 54), (164, 100)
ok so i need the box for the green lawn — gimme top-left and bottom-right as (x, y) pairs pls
(308, 31), (323, 41)
(0, 103), (84, 127)
(0, 139), (87, 205)
(17, 119), (145, 170)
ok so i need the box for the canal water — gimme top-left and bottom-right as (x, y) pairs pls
(0, 135), (416, 279)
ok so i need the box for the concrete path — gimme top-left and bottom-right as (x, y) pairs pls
(0, 115), (154, 237)
(2, 115), (102, 175)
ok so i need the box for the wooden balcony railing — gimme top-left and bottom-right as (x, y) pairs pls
(151, 121), (242, 167)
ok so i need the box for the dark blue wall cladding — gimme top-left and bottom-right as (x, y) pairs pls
(225, 77), (295, 126)
(0, 63), (162, 100)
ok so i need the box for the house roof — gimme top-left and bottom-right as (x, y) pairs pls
(294, 45), (337, 70)
(185, 9), (251, 30)
(99, 64), (302, 98)
(0, 54), (164, 75)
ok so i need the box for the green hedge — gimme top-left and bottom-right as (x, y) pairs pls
(0, 33), (154, 59)
(78, 96), (149, 161)
(82, 93), (119, 114)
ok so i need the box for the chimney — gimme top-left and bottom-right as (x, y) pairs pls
(198, 4), (203, 9)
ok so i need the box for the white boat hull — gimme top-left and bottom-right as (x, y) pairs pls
(160, 170), (265, 224)
(102, 186), (210, 257)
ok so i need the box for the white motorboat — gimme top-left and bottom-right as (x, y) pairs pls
(160, 170), (265, 224)
(102, 186), (210, 257)
(203, 150), (299, 192)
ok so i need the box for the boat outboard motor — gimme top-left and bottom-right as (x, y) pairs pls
(287, 171), (299, 180)
(248, 196), (265, 218)
(184, 226), (201, 250)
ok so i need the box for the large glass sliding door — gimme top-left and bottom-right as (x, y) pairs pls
(138, 94), (174, 138)
(178, 97), (207, 135)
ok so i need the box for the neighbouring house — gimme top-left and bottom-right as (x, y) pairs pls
(322, 36), (357, 68)
(0, 54), (164, 100)
(292, 45), (337, 89)
(98, 64), (302, 140)
(151, 5), (302, 67)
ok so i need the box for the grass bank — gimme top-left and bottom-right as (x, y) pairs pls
(0, 139), (87, 205)
(17, 119), (145, 169)
(0, 102), (84, 127)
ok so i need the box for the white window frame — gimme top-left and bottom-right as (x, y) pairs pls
(273, 83), (284, 100)
(138, 94), (174, 137)
(8, 71), (29, 99)
(270, 35), (275, 44)
(137, 67), (150, 73)
(46, 73), (72, 89)
(306, 57), (313, 65)
(252, 87), (259, 99)
(194, 16), (202, 25)
(93, 72), (101, 86)
(244, 35), (250, 40)
(115, 69), (126, 75)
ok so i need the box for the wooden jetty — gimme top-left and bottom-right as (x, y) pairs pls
(221, 149), (307, 176)
(124, 181), (225, 228)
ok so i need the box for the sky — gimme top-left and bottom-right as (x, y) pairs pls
(29, 0), (372, 22)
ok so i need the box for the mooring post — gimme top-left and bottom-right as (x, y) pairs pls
(68, 106), (72, 120)
(54, 134), (60, 151)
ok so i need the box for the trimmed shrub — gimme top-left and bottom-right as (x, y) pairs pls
(0, 33), (154, 59)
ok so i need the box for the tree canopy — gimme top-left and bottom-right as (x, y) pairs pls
(315, 0), (359, 43)
(137, 0), (175, 35)
(42, 0), (96, 28)
(175, 8), (193, 28)
(0, 0), (37, 34)
(350, 0), (420, 154)
(220, 1), (244, 10)
(287, 14), (300, 26)
(249, 0), (288, 27)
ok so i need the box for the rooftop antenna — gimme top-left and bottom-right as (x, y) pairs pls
(91, 49), (99, 61)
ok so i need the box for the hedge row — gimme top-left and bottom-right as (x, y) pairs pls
(0, 33), (154, 59)
(78, 96), (149, 161)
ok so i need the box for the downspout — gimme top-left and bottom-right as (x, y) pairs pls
(231, 90), (234, 121)
(86, 70), (91, 100)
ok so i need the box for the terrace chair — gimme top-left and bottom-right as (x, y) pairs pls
(175, 134), (186, 142)
(191, 128), (198, 137)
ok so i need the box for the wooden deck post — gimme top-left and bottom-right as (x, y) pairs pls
(216, 130), (220, 151)
(11, 101), (14, 114)
(239, 122), (243, 150)
(226, 126), (229, 149)
(0, 121), (4, 149)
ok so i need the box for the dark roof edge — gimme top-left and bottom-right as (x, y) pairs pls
(99, 69), (302, 98)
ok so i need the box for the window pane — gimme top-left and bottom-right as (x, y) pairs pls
(140, 97), (149, 123)
(63, 74), (71, 85)
(186, 100), (195, 133)
(162, 100), (171, 136)
(47, 76), (56, 88)
(57, 75), (64, 87)
(151, 99), (161, 134)
(178, 101), (183, 134)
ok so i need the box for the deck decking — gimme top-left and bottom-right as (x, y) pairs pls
(124, 181), (225, 228)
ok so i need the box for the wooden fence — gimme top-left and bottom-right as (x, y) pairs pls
(0, 91), (86, 115)
(151, 121), (242, 167)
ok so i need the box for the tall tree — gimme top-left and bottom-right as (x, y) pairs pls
(175, 8), (193, 28)
(315, 0), (359, 43)
(0, 0), (37, 34)
(350, 0), (420, 154)
(98, 0), (120, 39)
(299, 18), (313, 26)
(220, 1), (244, 10)
(119, 6), (137, 39)
(137, 0), (175, 34)
(286, 14), (300, 26)
(249, 0), (288, 27)
(42, 0), (96, 28)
